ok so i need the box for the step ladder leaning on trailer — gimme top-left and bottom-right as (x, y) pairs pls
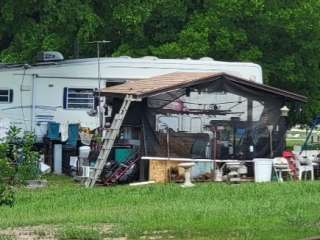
(85, 94), (141, 187)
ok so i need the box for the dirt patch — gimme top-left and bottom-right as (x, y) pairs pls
(0, 225), (56, 240)
(140, 230), (175, 240)
(0, 224), (119, 240)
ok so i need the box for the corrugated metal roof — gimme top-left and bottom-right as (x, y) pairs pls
(99, 72), (307, 102)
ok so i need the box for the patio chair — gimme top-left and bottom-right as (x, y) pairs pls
(272, 157), (292, 182)
(295, 155), (314, 180)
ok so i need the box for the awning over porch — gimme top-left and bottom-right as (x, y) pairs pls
(99, 72), (307, 102)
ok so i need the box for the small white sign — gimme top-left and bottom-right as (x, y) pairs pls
(250, 145), (254, 152)
(70, 156), (78, 167)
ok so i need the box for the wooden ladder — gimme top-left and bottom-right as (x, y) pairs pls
(85, 94), (141, 187)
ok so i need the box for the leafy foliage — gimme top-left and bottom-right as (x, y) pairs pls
(0, 126), (40, 206)
(0, 185), (14, 207)
(1, 0), (320, 121)
(4, 126), (40, 181)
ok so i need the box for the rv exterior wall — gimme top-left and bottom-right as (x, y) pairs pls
(0, 68), (102, 140)
(0, 70), (33, 130)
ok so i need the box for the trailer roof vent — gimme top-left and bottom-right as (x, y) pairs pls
(37, 51), (64, 62)
(200, 57), (215, 61)
(141, 56), (159, 60)
(118, 56), (132, 59)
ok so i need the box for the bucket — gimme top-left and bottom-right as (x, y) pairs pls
(214, 169), (223, 182)
(253, 158), (272, 182)
(79, 146), (91, 159)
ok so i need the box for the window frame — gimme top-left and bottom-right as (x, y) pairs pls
(64, 87), (95, 110)
(0, 89), (13, 103)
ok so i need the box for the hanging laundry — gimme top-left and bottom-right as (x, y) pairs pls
(59, 122), (69, 142)
(47, 122), (60, 140)
(67, 123), (79, 146)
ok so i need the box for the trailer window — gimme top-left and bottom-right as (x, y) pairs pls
(0, 89), (13, 103)
(63, 88), (94, 109)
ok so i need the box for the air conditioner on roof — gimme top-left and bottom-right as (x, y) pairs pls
(37, 51), (64, 62)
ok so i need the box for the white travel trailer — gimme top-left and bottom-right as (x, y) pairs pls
(0, 53), (262, 141)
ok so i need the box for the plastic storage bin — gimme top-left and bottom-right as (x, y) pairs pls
(253, 158), (272, 182)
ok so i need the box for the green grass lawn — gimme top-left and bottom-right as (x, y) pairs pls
(1, 176), (320, 240)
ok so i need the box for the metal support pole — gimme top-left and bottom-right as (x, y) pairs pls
(89, 40), (111, 130)
(31, 74), (36, 131)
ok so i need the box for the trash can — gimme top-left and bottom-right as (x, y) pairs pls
(79, 146), (91, 166)
(253, 158), (272, 182)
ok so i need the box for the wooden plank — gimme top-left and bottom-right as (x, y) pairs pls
(142, 156), (214, 162)
(149, 159), (183, 183)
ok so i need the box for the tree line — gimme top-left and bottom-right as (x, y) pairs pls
(1, 0), (320, 122)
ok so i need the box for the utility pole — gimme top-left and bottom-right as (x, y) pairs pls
(88, 40), (111, 130)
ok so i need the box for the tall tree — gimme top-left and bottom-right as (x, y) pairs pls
(0, 0), (103, 62)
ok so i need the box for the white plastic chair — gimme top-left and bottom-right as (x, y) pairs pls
(295, 155), (314, 180)
(272, 157), (291, 182)
(80, 166), (96, 178)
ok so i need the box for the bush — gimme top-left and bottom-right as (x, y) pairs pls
(4, 126), (39, 181)
(0, 152), (15, 207)
(0, 185), (14, 207)
(0, 126), (40, 206)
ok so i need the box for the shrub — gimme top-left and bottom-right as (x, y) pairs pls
(0, 126), (40, 206)
(0, 150), (15, 207)
(0, 185), (14, 207)
(5, 126), (39, 181)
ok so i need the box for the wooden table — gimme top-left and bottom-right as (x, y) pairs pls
(141, 156), (213, 183)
